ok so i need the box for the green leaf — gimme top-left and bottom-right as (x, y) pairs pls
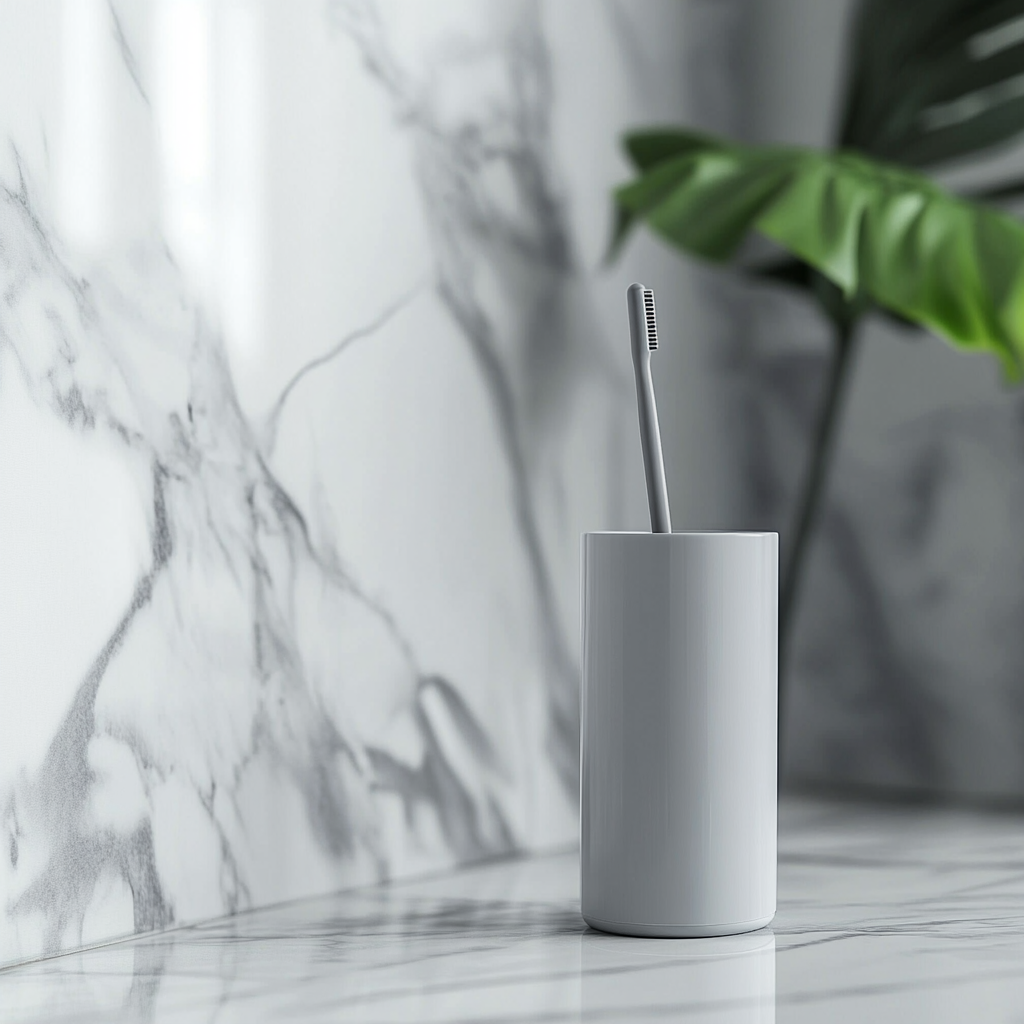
(624, 128), (725, 171)
(613, 130), (1024, 378)
(606, 129), (739, 261)
(839, 0), (1024, 166)
(607, 156), (697, 260)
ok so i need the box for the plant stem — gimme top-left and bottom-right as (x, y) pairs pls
(778, 319), (859, 771)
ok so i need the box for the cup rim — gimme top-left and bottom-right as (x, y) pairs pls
(583, 530), (777, 538)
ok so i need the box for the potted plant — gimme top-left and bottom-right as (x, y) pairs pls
(611, 0), (1024, 760)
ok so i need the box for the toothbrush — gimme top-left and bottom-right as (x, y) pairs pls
(627, 283), (672, 533)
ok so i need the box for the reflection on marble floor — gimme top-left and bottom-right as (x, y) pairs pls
(5, 796), (1024, 1023)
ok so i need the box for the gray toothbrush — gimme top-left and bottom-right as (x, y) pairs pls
(627, 283), (672, 533)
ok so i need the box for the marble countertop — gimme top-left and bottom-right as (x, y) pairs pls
(4, 795), (1024, 1022)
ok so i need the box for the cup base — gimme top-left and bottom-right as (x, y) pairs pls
(582, 912), (775, 938)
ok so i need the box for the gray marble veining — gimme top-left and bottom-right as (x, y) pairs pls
(9, 0), (1024, 979)
(5, 796), (1024, 1022)
(0, 0), (677, 967)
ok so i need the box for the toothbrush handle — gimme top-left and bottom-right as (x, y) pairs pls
(635, 359), (672, 533)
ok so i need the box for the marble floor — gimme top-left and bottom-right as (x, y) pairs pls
(4, 795), (1024, 1022)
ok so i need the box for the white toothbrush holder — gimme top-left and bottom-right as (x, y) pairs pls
(580, 531), (778, 937)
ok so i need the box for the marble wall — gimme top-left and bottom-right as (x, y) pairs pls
(0, 0), (702, 966)
(688, 0), (1024, 800)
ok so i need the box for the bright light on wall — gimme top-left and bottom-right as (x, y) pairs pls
(57, 0), (267, 364)
(218, 0), (268, 365)
(154, 0), (215, 296)
(153, 0), (267, 362)
(58, 0), (108, 251)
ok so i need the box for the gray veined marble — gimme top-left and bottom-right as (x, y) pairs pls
(6, 796), (1024, 1022)
(0, 0), (680, 966)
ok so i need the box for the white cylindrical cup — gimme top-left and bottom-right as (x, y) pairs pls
(580, 531), (778, 937)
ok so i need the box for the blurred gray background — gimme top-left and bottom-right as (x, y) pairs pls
(653, 0), (1024, 796)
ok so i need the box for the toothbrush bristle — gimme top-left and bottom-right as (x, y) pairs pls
(643, 288), (658, 350)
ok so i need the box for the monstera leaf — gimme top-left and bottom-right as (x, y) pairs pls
(839, 0), (1024, 168)
(612, 129), (1024, 379)
(743, 0), (1024, 318)
(609, 0), (1024, 757)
